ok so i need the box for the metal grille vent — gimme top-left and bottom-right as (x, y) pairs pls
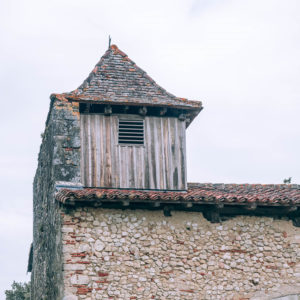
(118, 119), (144, 145)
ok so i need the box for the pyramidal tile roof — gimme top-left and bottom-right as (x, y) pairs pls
(52, 45), (202, 110)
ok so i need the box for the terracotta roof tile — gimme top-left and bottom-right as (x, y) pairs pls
(56, 183), (300, 207)
(52, 45), (202, 110)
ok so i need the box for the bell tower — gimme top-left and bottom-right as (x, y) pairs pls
(61, 44), (202, 191)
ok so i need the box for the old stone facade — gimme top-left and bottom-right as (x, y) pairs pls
(30, 44), (300, 299)
(61, 209), (300, 300)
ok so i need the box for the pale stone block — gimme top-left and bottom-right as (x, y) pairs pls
(64, 264), (85, 271)
(70, 275), (89, 285)
(94, 239), (105, 251)
(63, 295), (78, 300)
(62, 227), (74, 233)
(78, 243), (91, 253)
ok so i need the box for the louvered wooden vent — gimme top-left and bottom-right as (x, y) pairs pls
(118, 119), (144, 145)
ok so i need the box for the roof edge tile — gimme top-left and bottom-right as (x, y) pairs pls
(55, 183), (300, 207)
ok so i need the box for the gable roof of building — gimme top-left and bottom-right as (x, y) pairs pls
(56, 183), (300, 207)
(51, 45), (202, 111)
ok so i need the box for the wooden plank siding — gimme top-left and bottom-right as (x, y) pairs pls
(80, 114), (187, 190)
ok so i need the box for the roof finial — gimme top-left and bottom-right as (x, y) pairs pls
(108, 35), (111, 49)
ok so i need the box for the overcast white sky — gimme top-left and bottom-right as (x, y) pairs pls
(0, 0), (299, 297)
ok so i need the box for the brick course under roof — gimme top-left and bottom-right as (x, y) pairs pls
(56, 183), (300, 206)
(52, 45), (202, 110)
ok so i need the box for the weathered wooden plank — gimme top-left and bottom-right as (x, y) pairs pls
(176, 119), (182, 189)
(144, 118), (151, 188)
(80, 115), (86, 186)
(129, 146), (134, 187)
(167, 118), (174, 189)
(179, 120), (187, 190)
(169, 117), (175, 189)
(172, 118), (179, 190)
(110, 116), (118, 187)
(150, 118), (157, 188)
(120, 146), (126, 187)
(147, 117), (156, 189)
(159, 118), (166, 189)
(162, 118), (169, 189)
(87, 116), (92, 186)
(124, 146), (130, 187)
(81, 115), (87, 186)
(95, 115), (101, 187)
(170, 117), (177, 189)
(90, 116), (97, 187)
(105, 116), (112, 187)
(99, 116), (105, 187)
(139, 146), (145, 188)
(153, 118), (160, 189)
(132, 146), (137, 188)
(117, 142), (122, 188)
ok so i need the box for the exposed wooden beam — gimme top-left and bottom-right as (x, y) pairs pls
(178, 113), (186, 121)
(286, 206), (297, 212)
(292, 217), (300, 227)
(104, 105), (112, 115)
(245, 203), (257, 211)
(138, 106), (147, 116)
(122, 200), (130, 207)
(83, 103), (90, 113)
(203, 208), (221, 223)
(67, 200), (75, 206)
(163, 206), (172, 217)
(159, 107), (167, 116)
(215, 203), (224, 209)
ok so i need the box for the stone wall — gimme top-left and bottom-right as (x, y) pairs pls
(31, 97), (81, 299)
(61, 208), (300, 300)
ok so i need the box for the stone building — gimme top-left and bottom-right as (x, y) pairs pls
(29, 44), (300, 299)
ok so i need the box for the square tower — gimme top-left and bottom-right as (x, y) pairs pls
(30, 45), (300, 300)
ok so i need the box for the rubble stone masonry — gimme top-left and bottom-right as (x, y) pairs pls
(61, 208), (300, 300)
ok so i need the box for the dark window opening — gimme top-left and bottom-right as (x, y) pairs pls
(118, 119), (144, 145)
